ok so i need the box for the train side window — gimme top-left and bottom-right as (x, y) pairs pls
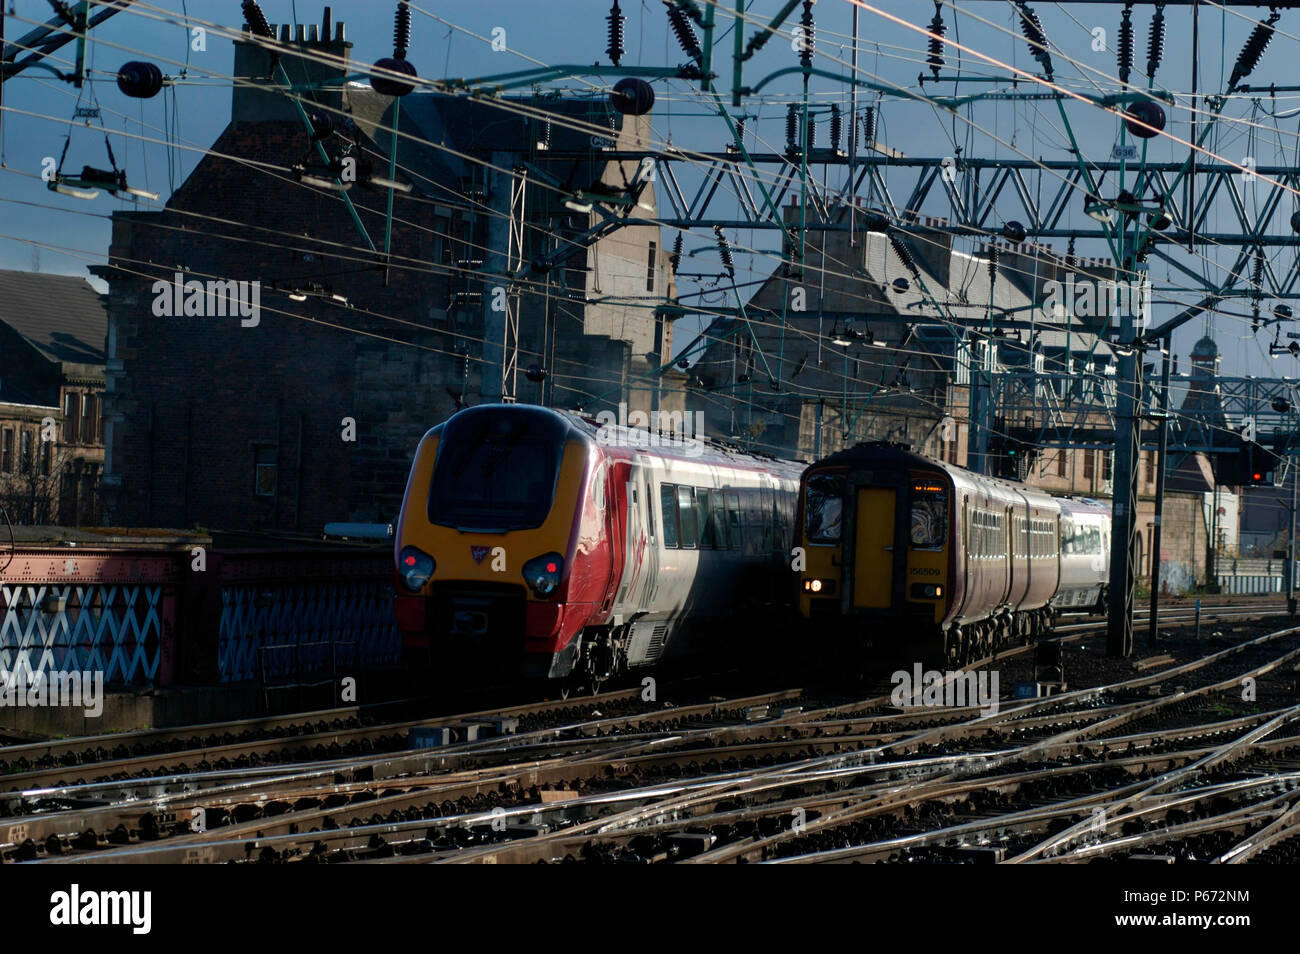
(697, 489), (715, 548)
(645, 481), (656, 542)
(677, 485), (698, 548)
(660, 483), (680, 549)
(710, 492), (728, 549)
(726, 492), (742, 549)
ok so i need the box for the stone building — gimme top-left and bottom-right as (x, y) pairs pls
(94, 11), (675, 532)
(0, 269), (107, 524)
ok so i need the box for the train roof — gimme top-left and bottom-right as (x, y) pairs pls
(1056, 496), (1112, 517)
(806, 441), (1066, 505)
(437, 404), (806, 477)
(806, 441), (946, 475)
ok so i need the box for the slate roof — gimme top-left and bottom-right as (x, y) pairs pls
(0, 269), (107, 365)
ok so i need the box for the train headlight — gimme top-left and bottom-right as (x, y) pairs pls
(398, 546), (435, 592)
(802, 578), (836, 595)
(522, 552), (564, 597)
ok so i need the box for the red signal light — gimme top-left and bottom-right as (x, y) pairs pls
(404, 555), (416, 566)
(1254, 473), (1263, 482)
(546, 562), (557, 573)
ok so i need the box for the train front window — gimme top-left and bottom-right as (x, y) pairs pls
(427, 409), (564, 531)
(805, 474), (844, 543)
(910, 483), (948, 548)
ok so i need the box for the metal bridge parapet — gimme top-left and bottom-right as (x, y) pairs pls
(0, 545), (399, 688)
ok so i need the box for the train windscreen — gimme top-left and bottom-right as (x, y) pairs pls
(910, 482), (948, 548)
(427, 409), (565, 531)
(805, 473), (844, 543)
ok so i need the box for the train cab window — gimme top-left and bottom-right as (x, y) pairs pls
(805, 474), (844, 543)
(660, 484), (680, 548)
(910, 483), (948, 549)
(725, 492), (742, 549)
(428, 408), (563, 531)
(697, 489), (716, 548)
(676, 485), (698, 548)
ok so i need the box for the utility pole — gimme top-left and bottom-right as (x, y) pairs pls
(1289, 461), (1297, 615)
(1146, 346), (1172, 647)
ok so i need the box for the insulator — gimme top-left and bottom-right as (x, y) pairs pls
(889, 232), (920, 280)
(806, 112), (816, 150)
(241, 0), (274, 39)
(987, 243), (1000, 283)
(607, 1), (626, 67)
(1117, 4), (1133, 88)
(393, 1), (412, 58)
(670, 233), (683, 273)
(1146, 3), (1166, 81)
(786, 104), (799, 153)
(1015, 3), (1053, 80)
(862, 106), (876, 145)
(714, 225), (735, 278)
(664, 1), (702, 61)
(541, 117), (552, 149)
(1254, 250), (1265, 288)
(829, 104), (842, 151)
(926, 2), (946, 81)
(1230, 7), (1280, 91)
(116, 61), (164, 99)
(1065, 237), (1077, 271)
(799, 1), (815, 69)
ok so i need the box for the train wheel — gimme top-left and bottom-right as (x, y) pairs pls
(945, 626), (965, 669)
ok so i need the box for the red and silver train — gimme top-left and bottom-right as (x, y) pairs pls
(795, 442), (1111, 667)
(393, 404), (803, 687)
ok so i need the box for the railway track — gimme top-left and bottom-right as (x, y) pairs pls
(1, 598), (1295, 864)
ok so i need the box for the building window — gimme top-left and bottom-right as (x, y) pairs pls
(81, 393), (97, 445)
(0, 428), (12, 473)
(19, 429), (33, 474)
(1056, 450), (1066, 477)
(1083, 449), (1094, 481)
(1143, 449), (1156, 484)
(1102, 451), (1113, 482)
(64, 392), (79, 444)
(254, 445), (278, 497)
(646, 241), (657, 293)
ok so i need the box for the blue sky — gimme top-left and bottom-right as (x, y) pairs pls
(2, 0), (1299, 379)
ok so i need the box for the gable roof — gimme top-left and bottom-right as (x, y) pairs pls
(0, 269), (107, 364)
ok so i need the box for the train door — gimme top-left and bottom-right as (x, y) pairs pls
(853, 487), (895, 608)
(638, 456), (660, 605)
(955, 495), (971, 621)
(614, 463), (648, 614)
(1003, 503), (1015, 607)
